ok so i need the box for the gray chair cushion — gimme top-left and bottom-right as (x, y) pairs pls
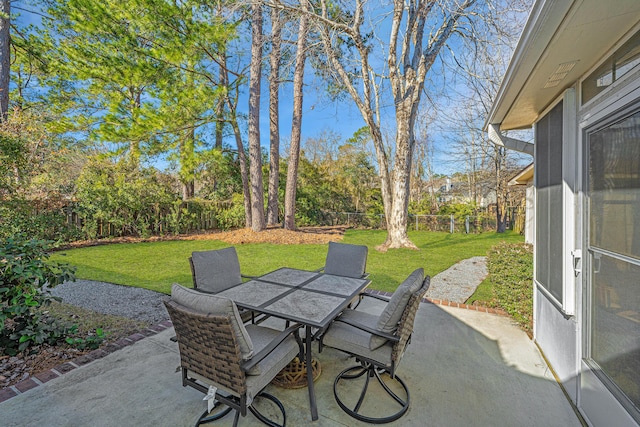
(324, 242), (368, 278)
(370, 268), (424, 350)
(323, 309), (393, 367)
(191, 247), (242, 293)
(244, 324), (299, 376)
(170, 283), (254, 360)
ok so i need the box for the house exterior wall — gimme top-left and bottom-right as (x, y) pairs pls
(533, 51), (640, 425)
(535, 288), (578, 401)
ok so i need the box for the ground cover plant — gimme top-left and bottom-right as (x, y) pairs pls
(0, 235), (75, 356)
(467, 242), (533, 333)
(50, 229), (524, 294)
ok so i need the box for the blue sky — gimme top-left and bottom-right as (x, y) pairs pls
(13, 1), (532, 177)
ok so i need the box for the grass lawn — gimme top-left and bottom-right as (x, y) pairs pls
(51, 229), (524, 294)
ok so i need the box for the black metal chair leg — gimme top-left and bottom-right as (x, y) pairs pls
(195, 403), (233, 426)
(195, 391), (285, 427)
(333, 364), (410, 424)
(248, 392), (286, 427)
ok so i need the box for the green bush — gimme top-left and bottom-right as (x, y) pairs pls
(75, 158), (178, 238)
(0, 234), (76, 355)
(487, 242), (533, 332)
(0, 199), (83, 243)
(214, 194), (246, 230)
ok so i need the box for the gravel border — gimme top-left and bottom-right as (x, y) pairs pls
(49, 280), (169, 325)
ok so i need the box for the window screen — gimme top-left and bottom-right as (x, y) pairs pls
(535, 101), (564, 302)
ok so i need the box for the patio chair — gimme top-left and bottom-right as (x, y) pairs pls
(190, 247), (248, 293)
(319, 268), (430, 424)
(164, 284), (304, 427)
(318, 242), (368, 279)
(189, 247), (259, 323)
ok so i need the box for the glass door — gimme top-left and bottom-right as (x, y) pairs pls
(585, 106), (640, 421)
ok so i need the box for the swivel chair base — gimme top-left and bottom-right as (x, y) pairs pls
(196, 392), (286, 427)
(333, 363), (410, 424)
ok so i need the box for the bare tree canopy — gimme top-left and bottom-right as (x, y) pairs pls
(266, 0), (482, 250)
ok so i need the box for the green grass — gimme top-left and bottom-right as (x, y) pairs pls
(465, 278), (495, 306)
(50, 230), (524, 295)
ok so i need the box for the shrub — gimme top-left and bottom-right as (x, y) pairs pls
(75, 158), (178, 238)
(215, 194), (246, 230)
(0, 234), (76, 355)
(0, 199), (83, 243)
(486, 242), (533, 332)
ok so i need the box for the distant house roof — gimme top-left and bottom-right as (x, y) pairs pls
(486, 0), (640, 131)
(508, 163), (534, 186)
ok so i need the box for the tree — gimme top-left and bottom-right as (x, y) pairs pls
(248, 1), (266, 231)
(283, 0), (310, 230)
(267, 3), (283, 226)
(0, 0), (8, 120)
(222, 54), (253, 228)
(271, 0), (478, 250)
(436, 0), (532, 232)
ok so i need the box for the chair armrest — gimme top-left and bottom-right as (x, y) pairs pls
(359, 291), (390, 303)
(241, 323), (303, 372)
(333, 317), (399, 342)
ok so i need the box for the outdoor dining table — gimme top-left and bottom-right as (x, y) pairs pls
(216, 267), (371, 421)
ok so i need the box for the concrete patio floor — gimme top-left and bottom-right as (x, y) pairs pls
(0, 298), (582, 426)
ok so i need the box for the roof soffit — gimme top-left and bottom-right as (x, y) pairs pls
(489, 0), (640, 130)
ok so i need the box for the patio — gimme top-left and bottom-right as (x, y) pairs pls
(0, 298), (582, 426)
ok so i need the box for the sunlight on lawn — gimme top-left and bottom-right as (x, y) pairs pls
(51, 230), (524, 294)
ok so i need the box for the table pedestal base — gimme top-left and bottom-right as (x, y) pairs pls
(272, 357), (321, 389)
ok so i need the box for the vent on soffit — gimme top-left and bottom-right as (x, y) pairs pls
(544, 61), (578, 88)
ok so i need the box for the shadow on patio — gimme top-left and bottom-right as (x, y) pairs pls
(0, 298), (581, 426)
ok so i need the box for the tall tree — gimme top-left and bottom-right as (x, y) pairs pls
(0, 0), (8, 120)
(267, 3), (283, 226)
(438, 0), (532, 232)
(222, 53), (253, 228)
(272, 0), (477, 250)
(248, 1), (266, 231)
(283, 0), (310, 230)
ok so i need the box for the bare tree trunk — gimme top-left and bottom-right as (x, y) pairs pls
(284, 1), (309, 230)
(128, 88), (143, 167)
(222, 52), (252, 227)
(382, 101), (417, 249)
(180, 128), (195, 200)
(231, 117), (252, 228)
(248, 1), (265, 231)
(267, 4), (283, 226)
(0, 0), (9, 121)
(214, 56), (225, 150)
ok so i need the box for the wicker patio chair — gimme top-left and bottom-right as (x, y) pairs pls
(189, 247), (259, 323)
(319, 269), (430, 424)
(317, 242), (369, 279)
(165, 284), (303, 427)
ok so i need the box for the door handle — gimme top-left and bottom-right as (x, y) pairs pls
(571, 249), (582, 276)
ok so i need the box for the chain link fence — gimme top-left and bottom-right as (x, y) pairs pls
(315, 212), (499, 233)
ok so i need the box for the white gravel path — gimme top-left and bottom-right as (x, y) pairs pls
(425, 256), (488, 303)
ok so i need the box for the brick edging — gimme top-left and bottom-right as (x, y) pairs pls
(0, 320), (174, 404)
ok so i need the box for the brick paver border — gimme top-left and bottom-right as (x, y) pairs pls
(0, 320), (174, 404)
